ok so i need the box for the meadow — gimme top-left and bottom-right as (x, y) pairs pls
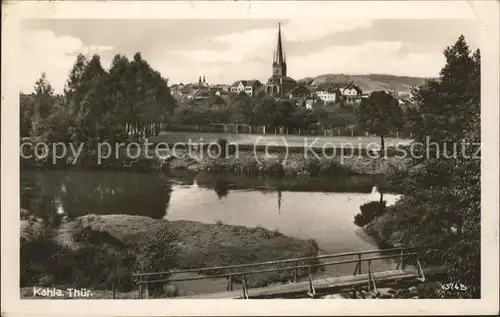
(149, 131), (411, 149)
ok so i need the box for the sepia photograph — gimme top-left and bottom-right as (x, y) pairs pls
(2, 1), (499, 316)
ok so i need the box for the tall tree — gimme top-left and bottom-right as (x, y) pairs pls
(20, 93), (35, 137)
(229, 92), (254, 124)
(357, 91), (404, 151)
(384, 36), (481, 297)
(69, 54), (108, 143)
(30, 73), (55, 136)
(253, 96), (278, 127)
(64, 53), (87, 112)
(129, 53), (176, 125)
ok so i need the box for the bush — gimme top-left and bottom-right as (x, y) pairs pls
(363, 209), (401, 248)
(20, 235), (63, 286)
(21, 223), (183, 292)
(20, 225), (138, 292)
(215, 138), (236, 157)
(262, 160), (285, 177)
(133, 227), (180, 296)
(305, 158), (353, 177)
(305, 159), (321, 177)
(354, 200), (387, 227)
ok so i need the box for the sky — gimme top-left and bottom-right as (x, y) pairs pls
(19, 19), (479, 94)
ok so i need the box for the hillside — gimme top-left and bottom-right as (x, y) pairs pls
(299, 74), (429, 97)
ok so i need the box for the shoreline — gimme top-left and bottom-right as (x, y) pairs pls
(20, 214), (319, 298)
(21, 146), (411, 178)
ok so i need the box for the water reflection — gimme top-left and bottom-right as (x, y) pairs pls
(192, 172), (395, 194)
(21, 170), (401, 223)
(278, 190), (282, 214)
(214, 179), (229, 199)
(21, 170), (173, 219)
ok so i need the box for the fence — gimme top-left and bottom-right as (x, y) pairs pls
(132, 245), (438, 299)
(161, 123), (414, 139)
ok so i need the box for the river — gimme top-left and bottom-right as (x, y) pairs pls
(21, 169), (402, 294)
(21, 170), (401, 252)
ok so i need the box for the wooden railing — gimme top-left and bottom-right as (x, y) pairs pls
(132, 245), (438, 299)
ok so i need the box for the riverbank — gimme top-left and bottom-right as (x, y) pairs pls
(21, 144), (411, 179)
(20, 214), (319, 298)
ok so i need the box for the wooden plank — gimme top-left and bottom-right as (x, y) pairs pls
(176, 267), (445, 299)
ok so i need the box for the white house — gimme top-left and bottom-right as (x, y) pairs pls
(314, 83), (338, 103)
(230, 80), (263, 96)
(340, 82), (363, 103)
(230, 81), (246, 94)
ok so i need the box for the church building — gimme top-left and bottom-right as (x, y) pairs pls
(266, 23), (297, 98)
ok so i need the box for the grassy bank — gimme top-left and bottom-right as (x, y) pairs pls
(20, 214), (319, 298)
(165, 149), (411, 178)
(20, 137), (412, 178)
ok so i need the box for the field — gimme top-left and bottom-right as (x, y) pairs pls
(149, 132), (411, 149)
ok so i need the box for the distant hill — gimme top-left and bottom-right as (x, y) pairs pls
(299, 74), (429, 98)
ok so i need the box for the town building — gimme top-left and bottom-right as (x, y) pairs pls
(308, 81), (363, 104)
(288, 85), (311, 100)
(314, 83), (340, 103)
(339, 82), (363, 103)
(265, 23), (297, 98)
(169, 76), (215, 101)
(230, 80), (263, 96)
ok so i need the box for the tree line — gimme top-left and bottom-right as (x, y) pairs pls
(21, 51), (413, 149)
(21, 52), (176, 144)
(170, 90), (361, 133)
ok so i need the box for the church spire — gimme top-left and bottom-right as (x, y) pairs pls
(275, 23), (284, 65)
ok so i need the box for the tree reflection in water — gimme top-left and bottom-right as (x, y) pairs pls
(214, 178), (230, 199)
(21, 170), (173, 219)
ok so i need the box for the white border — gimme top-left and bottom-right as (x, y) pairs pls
(2, 1), (499, 316)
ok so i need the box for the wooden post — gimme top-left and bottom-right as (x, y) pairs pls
(242, 274), (248, 299)
(416, 256), (426, 282)
(145, 284), (149, 299)
(293, 260), (299, 283)
(112, 264), (116, 299)
(401, 249), (405, 270)
(227, 269), (233, 291)
(307, 266), (316, 297)
(138, 284), (143, 299)
(358, 254), (362, 274)
(367, 260), (372, 291)
(369, 260), (378, 295)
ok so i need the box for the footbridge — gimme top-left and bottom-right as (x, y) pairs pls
(133, 245), (446, 299)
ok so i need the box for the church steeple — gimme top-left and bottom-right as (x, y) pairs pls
(275, 23), (284, 65)
(272, 23), (287, 77)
